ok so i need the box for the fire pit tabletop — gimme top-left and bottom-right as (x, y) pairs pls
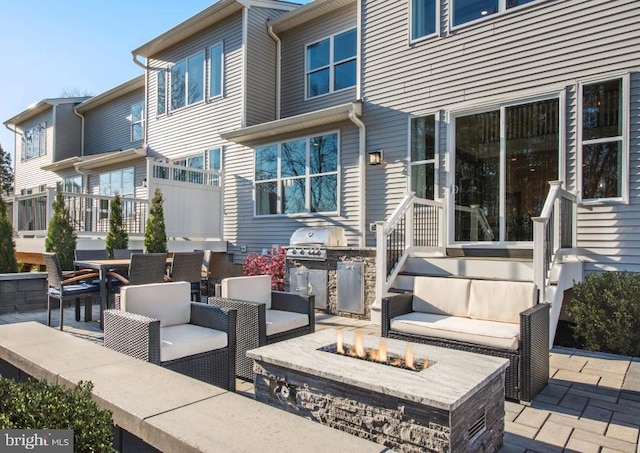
(247, 329), (509, 411)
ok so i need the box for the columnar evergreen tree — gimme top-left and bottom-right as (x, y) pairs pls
(0, 144), (13, 197)
(45, 188), (77, 270)
(105, 194), (128, 259)
(144, 188), (167, 253)
(0, 197), (17, 273)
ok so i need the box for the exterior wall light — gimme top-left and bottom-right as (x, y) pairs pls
(368, 150), (383, 165)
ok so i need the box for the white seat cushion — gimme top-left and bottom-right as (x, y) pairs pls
(412, 276), (471, 317)
(265, 309), (309, 337)
(121, 282), (191, 327)
(468, 280), (536, 323)
(390, 312), (520, 350)
(221, 275), (272, 310)
(160, 324), (228, 362)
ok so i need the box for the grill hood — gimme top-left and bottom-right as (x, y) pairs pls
(289, 227), (347, 247)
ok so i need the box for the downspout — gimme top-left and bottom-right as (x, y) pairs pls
(72, 107), (85, 156)
(241, 7), (249, 127)
(349, 103), (366, 248)
(267, 25), (281, 120)
(132, 53), (149, 145)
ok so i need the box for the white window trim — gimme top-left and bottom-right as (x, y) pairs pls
(449, 0), (548, 32)
(577, 72), (630, 205)
(208, 146), (223, 172)
(253, 130), (341, 217)
(21, 121), (47, 162)
(156, 68), (167, 117)
(169, 50), (206, 112)
(130, 102), (144, 142)
(408, 0), (440, 44)
(208, 42), (224, 100)
(173, 152), (205, 168)
(446, 91), (565, 247)
(304, 28), (357, 101)
(407, 110), (441, 198)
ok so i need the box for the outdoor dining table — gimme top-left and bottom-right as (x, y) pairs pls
(73, 258), (172, 329)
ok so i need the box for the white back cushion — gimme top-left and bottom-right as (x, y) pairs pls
(221, 275), (272, 309)
(412, 277), (471, 317)
(468, 280), (537, 323)
(121, 282), (191, 327)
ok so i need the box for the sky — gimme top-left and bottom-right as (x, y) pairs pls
(0, 0), (309, 163)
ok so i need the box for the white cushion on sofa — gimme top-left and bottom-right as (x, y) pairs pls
(265, 310), (308, 337)
(390, 312), (520, 350)
(121, 282), (191, 327)
(222, 275), (272, 309)
(468, 280), (536, 324)
(412, 276), (471, 317)
(160, 323), (228, 362)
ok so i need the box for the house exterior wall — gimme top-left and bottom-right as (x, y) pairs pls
(360, 0), (640, 272)
(84, 89), (145, 155)
(85, 159), (148, 199)
(279, 2), (357, 118)
(53, 103), (83, 161)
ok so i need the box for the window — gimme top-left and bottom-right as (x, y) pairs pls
(170, 51), (205, 110)
(63, 176), (82, 193)
(410, 114), (437, 199)
(173, 153), (204, 184)
(207, 147), (222, 186)
(157, 69), (166, 115)
(130, 102), (144, 142)
(21, 122), (46, 161)
(306, 29), (357, 98)
(451, 0), (537, 27)
(411, 0), (438, 41)
(99, 168), (135, 197)
(255, 133), (339, 215)
(209, 43), (223, 98)
(579, 76), (628, 202)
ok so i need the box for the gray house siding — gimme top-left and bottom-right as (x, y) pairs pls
(280, 2), (357, 119)
(224, 121), (361, 262)
(84, 89), (145, 155)
(361, 0), (640, 272)
(53, 103), (83, 162)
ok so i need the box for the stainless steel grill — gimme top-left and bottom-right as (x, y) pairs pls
(285, 227), (346, 261)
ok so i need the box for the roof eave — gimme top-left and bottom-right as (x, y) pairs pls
(4, 97), (90, 127)
(76, 75), (145, 113)
(269, 0), (356, 33)
(74, 147), (148, 173)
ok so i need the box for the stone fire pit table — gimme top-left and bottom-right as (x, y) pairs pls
(247, 329), (509, 453)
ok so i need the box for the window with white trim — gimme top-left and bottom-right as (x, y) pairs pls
(63, 176), (82, 193)
(579, 76), (628, 202)
(207, 147), (222, 186)
(130, 102), (144, 142)
(410, 114), (437, 199)
(170, 51), (205, 110)
(157, 69), (166, 115)
(21, 121), (47, 161)
(209, 43), (223, 98)
(99, 167), (134, 220)
(306, 29), (357, 99)
(255, 133), (339, 215)
(451, 0), (537, 27)
(411, 0), (438, 41)
(173, 153), (204, 184)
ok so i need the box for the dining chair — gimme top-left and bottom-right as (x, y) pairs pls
(169, 251), (205, 302)
(107, 253), (168, 306)
(43, 252), (101, 330)
(113, 249), (144, 259)
(75, 249), (109, 261)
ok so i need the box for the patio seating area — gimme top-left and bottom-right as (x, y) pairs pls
(0, 305), (639, 452)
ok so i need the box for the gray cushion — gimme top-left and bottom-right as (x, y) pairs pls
(121, 282), (191, 327)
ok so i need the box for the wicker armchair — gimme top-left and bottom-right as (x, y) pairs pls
(208, 275), (315, 380)
(169, 251), (204, 302)
(105, 282), (236, 390)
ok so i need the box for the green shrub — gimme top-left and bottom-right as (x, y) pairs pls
(0, 377), (114, 452)
(144, 187), (167, 253)
(0, 197), (17, 273)
(568, 271), (640, 356)
(45, 187), (77, 270)
(105, 194), (128, 259)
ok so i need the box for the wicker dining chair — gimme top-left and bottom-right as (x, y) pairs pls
(169, 251), (205, 302)
(113, 249), (144, 259)
(107, 253), (168, 306)
(75, 249), (109, 261)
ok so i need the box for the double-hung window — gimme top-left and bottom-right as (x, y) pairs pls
(130, 102), (144, 142)
(157, 69), (166, 115)
(451, 0), (537, 28)
(579, 75), (628, 202)
(306, 29), (357, 99)
(21, 122), (47, 161)
(410, 0), (438, 41)
(209, 43), (223, 98)
(170, 51), (205, 110)
(255, 133), (339, 215)
(409, 114), (437, 199)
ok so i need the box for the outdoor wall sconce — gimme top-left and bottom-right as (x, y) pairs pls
(369, 150), (383, 165)
(142, 178), (147, 188)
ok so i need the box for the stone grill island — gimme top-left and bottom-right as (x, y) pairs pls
(247, 329), (509, 453)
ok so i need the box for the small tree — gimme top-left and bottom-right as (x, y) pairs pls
(0, 144), (13, 197)
(0, 198), (17, 273)
(144, 187), (167, 253)
(45, 187), (77, 270)
(105, 194), (128, 259)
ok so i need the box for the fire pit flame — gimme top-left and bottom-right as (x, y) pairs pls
(405, 344), (415, 370)
(336, 330), (344, 354)
(355, 331), (366, 358)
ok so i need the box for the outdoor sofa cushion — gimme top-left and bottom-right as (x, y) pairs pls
(120, 282), (191, 327)
(265, 310), (309, 337)
(390, 312), (520, 350)
(222, 275), (272, 309)
(160, 323), (228, 362)
(412, 276), (471, 317)
(468, 280), (536, 323)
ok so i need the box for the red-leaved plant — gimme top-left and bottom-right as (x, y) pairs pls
(242, 247), (286, 291)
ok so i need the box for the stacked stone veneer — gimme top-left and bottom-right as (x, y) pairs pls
(0, 273), (48, 314)
(287, 248), (376, 320)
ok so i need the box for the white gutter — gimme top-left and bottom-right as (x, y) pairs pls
(131, 54), (149, 145)
(267, 25), (281, 120)
(349, 108), (366, 248)
(72, 107), (85, 156)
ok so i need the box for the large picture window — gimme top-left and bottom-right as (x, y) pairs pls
(255, 133), (339, 215)
(410, 0), (438, 41)
(579, 76), (628, 202)
(410, 114), (437, 199)
(451, 0), (537, 27)
(306, 29), (357, 99)
(21, 122), (47, 161)
(170, 51), (205, 110)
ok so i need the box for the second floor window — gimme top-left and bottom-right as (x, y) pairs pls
(171, 51), (205, 110)
(157, 69), (166, 115)
(451, 0), (537, 27)
(411, 0), (438, 41)
(209, 43), (223, 98)
(21, 122), (47, 161)
(130, 103), (144, 142)
(306, 29), (357, 99)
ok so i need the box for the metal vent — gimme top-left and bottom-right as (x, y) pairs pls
(468, 411), (486, 443)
